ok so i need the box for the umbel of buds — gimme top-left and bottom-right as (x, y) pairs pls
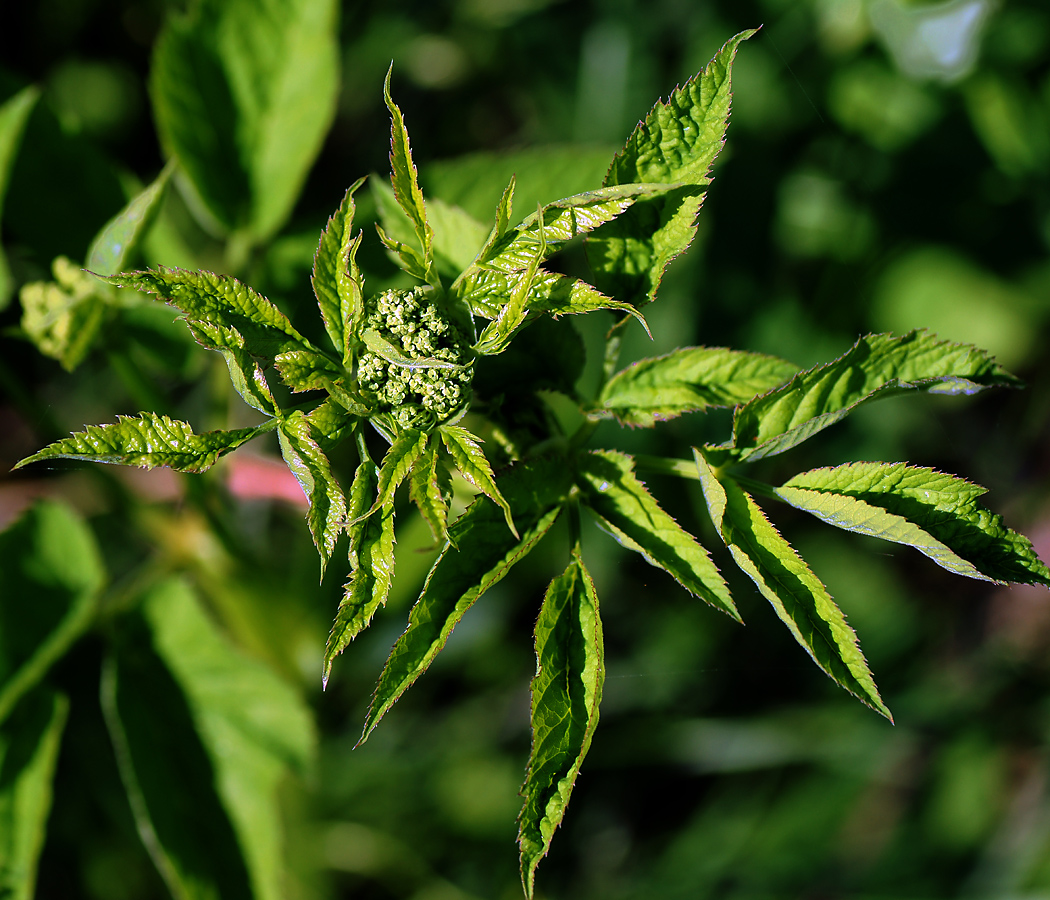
(356, 286), (473, 429)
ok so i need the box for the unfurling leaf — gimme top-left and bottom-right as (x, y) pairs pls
(439, 424), (517, 536)
(729, 330), (1020, 461)
(599, 346), (799, 426)
(587, 30), (757, 306)
(519, 551), (604, 899)
(776, 462), (1050, 586)
(15, 413), (263, 474)
(313, 177), (366, 363)
(694, 448), (891, 720)
(359, 455), (573, 742)
(277, 412), (347, 579)
(324, 450), (397, 686)
(576, 450), (737, 619)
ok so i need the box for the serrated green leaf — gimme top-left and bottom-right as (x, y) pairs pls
(86, 163), (173, 277)
(0, 86), (40, 310)
(440, 424), (517, 536)
(599, 346), (799, 427)
(776, 462), (1050, 586)
(0, 688), (68, 900)
(410, 444), (450, 546)
(576, 450), (737, 619)
(384, 66), (437, 287)
(694, 448), (891, 720)
(587, 30), (756, 307)
(730, 331), (1021, 461)
(374, 221), (429, 280)
(324, 452), (397, 686)
(363, 428), (429, 518)
(519, 552), (603, 899)
(360, 455), (573, 742)
(15, 413), (263, 474)
(278, 412), (347, 579)
(0, 501), (103, 725)
(312, 177), (366, 363)
(306, 397), (357, 447)
(19, 258), (108, 371)
(105, 267), (315, 362)
(372, 178), (489, 278)
(150, 0), (338, 240)
(273, 347), (346, 394)
(472, 175), (516, 264)
(187, 319), (279, 416)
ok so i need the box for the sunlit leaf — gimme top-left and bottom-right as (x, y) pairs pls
(0, 501), (103, 725)
(14, 413), (264, 474)
(312, 177), (366, 363)
(409, 443), (450, 546)
(587, 30), (756, 306)
(188, 319), (279, 416)
(360, 454), (573, 742)
(777, 462), (1050, 586)
(730, 330), (1021, 461)
(0, 689), (68, 900)
(439, 424), (517, 536)
(278, 411), (347, 579)
(599, 346), (798, 426)
(519, 552), (603, 899)
(576, 450), (737, 619)
(366, 428), (429, 516)
(695, 448), (891, 719)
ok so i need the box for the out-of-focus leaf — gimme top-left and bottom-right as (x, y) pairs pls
(19, 257), (108, 371)
(729, 331), (1020, 461)
(360, 455), (573, 742)
(587, 30), (756, 306)
(599, 346), (799, 426)
(0, 689), (69, 900)
(86, 163), (173, 277)
(777, 462), (1050, 586)
(0, 501), (103, 725)
(383, 67), (436, 287)
(439, 425), (516, 536)
(324, 452), (396, 686)
(150, 0), (339, 240)
(0, 86), (40, 309)
(695, 449), (891, 720)
(14, 413), (264, 474)
(278, 411), (347, 579)
(519, 552), (603, 899)
(312, 177), (366, 363)
(576, 450), (737, 620)
(106, 268), (316, 361)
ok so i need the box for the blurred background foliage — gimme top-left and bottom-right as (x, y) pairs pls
(3, 0), (1050, 897)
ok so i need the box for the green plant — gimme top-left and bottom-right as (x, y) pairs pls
(10, 24), (1050, 899)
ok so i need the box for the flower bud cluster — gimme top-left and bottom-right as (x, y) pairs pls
(358, 287), (472, 428)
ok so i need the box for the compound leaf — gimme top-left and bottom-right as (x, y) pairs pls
(576, 450), (737, 620)
(599, 346), (798, 427)
(324, 454), (396, 686)
(278, 411), (347, 579)
(86, 163), (173, 277)
(14, 413), (263, 474)
(519, 552), (603, 899)
(105, 267), (314, 361)
(0, 501), (103, 725)
(312, 177), (366, 362)
(730, 331), (1021, 461)
(587, 30), (756, 307)
(439, 425), (516, 537)
(0, 688), (69, 900)
(695, 448), (890, 720)
(360, 454), (573, 742)
(777, 462), (1050, 586)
